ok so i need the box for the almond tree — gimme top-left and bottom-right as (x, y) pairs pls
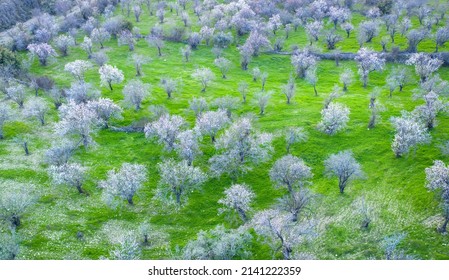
(27, 43), (57, 66)
(390, 112), (431, 157)
(425, 160), (449, 233)
(99, 64), (124, 91)
(209, 117), (273, 179)
(0, 104), (11, 139)
(6, 84), (27, 108)
(49, 163), (87, 194)
(64, 60), (93, 81)
(252, 209), (315, 260)
(291, 49), (318, 79)
(156, 159), (207, 206)
(54, 34), (75, 56)
(406, 53), (443, 83)
(55, 101), (101, 148)
(317, 102), (350, 135)
(144, 114), (185, 151)
(131, 53), (150, 77)
(66, 82), (100, 104)
(195, 110), (229, 142)
(285, 127), (308, 154)
(0, 185), (36, 228)
(24, 97), (49, 126)
(174, 129), (202, 166)
(412, 91), (446, 130)
(270, 155), (313, 194)
(100, 163), (147, 206)
(324, 150), (364, 193)
(358, 20), (379, 44)
(91, 27), (111, 48)
(81, 36), (93, 58)
(214, 57), (231, 79)
(122, 79), (151, 110)
(434, 26), (449, 52)
(281, 75), (296, 104)
(340, 68), (354, 91)
(192, 67), (215, 92)
(189, 97), (208, 119)
(87, 98), (123, 128)
(355, 48), (385, 88)
(218, 184), (255, 222)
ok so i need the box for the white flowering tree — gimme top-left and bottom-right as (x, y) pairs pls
(324, 150), (364, 193)
(390, 112), (431, 157)
(317, 102), (350, 135)
(291, 49), (318, 79)
(425, 160), (449, 233)
(122, 79), (151, 110)
(48, 163), (87, 194)
(209, 117), (273, 179)
(191, 67), (215, 92)
(270, 155), (313, 194)
(405, 53), (443, 82)
(24, 97), (49, 126)
(64, 60), (93, 81)
(156, 159), (207, 206)
(54, 34), (75, 56)
(252, 209), (315, 260)
(6, 84), (27, 108)
(0, 104), (12, 139)
(27, 43), (57, 66)
(99, 64), (124, 91)
(0, 184), (36, 228)
(100, 163), (147, 206)
(54, 101), (101, 148)
(144, 114), (185, 151)
(91, 27), (111, 49)
(174, 129), (202, 166)
(87, 98), (123, 128)
(195, 110), (230, 142)
(66, 82), (100, 104)
(218, 184), (255, 222)
(355, 48), (385, 88)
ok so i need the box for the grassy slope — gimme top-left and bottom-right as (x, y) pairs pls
(1, 6), (449, 259)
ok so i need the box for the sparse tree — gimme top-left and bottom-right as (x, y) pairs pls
(291, 49), (318, 79)
(425, 160), (449, 233)
(131, 53), (150, 76)
(281, 75), (296, 104)
(27, 43), (57, 66)
(358, 20), (379, 44)
(270, 155), (313, 194)
(209, 117), (273, 178)
(260, 72), (268, 91)
(238, 82), (249, 103)
(54, 34), (75, 56)
(188, 32), (201, 50)
(133, 5), (142, 22)
(254, 91), (271, 115)
(118, 30), (136, 51)
(180, 45), (191, 62)
(160, 77), (178, 99)
(243, 30), (271, 56)
(91, 27), (111, 49)
(387, 67), (413, 95)
(239, 44), (253, 70)
(434, 27), (449, 52)
(340, 68), (354, 92)
(277, 187), (314, 222)
(341, 22), (354, 38)
(213, 96), (239, 118)
(0, 104), (11, 139)
(100, 163), (147, 206)
(44, 139), (75, 166)
(285, 127), (308, 154)
(381, 233), (413, 260)
(80, 36), (93, 59)
(55, 101), (101, 148)
(24, 98), (49, 126)
(91, 51), (109, 66)
(183, 225), (251, 260)
(0, 185), (36, 228)
(122, 79), (150, 110)
(406, 29), (428, 53)
(252, 209), (314, 260)
(390, 112), (431, 157)
(324, 30), (342, 50)
(64, 60), (93, 81)
(144, 114), (185, 151)
(146, 35), (164, 56)
(195, 110), (229, 142)
(49, 163), (87, 194)
(189, 97), (208, 119)
(87, 98), (123, 128)
(175, 129), (201, 166)
(66, 82), (100, 104)
(6, 84), (27, 108)
(324, 150), (364, 193)
(218, 184), (255, 222)
(317, 102), (350, 135)
(156, 159), (207, 206)
(99, 64), (125, 91)
(192, 67), (215, 92)
(305, 21), (323, 45)
(0, 232), (19, 260)
(214, 57), (231, 79)
(355, 48), (385, 88)
(305, 68), (318, 96)
(412, 91), (446, 130)
(406, 53), (443, 83)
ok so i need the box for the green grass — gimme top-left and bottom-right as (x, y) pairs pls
(2, 6), (449, 260)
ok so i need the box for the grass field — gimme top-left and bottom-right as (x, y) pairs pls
(1, 5), (449, 260)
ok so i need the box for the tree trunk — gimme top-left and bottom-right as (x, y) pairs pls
(23, 141), (29, 156)
(438, 216), (449, 233)
(176, 191), (181, 205)
(313, 85), (317, 96)
(108, 82), (113, 91)
(282, 246), (292, 260)
(11, 215), (20, 228)
(127, 197), (134, 205)
(237, 207), (247, 222)
(76, 184), (84, 194)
